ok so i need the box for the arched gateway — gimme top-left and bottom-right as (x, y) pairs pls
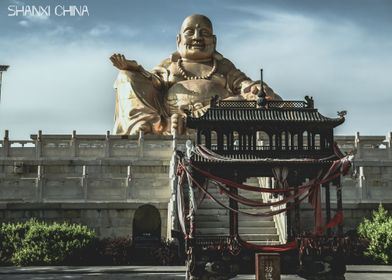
(133, 204), (161, 247)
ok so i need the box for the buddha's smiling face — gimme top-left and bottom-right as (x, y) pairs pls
(177, 15), (216, 61)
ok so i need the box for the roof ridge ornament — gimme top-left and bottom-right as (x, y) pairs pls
(210, 95), (219, 108)
(257, 68), (267, 107)
(337, 110), (347, 118)
(305, 95), (314, 109)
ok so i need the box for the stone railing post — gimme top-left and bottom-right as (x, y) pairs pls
(105, 130), (111, 157)
(2, 130), (10, 157)
(388, 131), (392, 159)
(36, 130), (42, 159)
(36, 165), (44, 202)
(125, 165), (132, 200)
(358, 166), (366, 201)
(138, 131), (144, 157)
(354, 132), (361, 159)
(71, 130), (78, 157)
(82, 165), (88, 201)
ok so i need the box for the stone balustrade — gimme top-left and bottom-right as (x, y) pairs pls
(1, 130), (392, 204)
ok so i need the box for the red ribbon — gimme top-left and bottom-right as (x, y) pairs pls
(325, 210), (344, 229)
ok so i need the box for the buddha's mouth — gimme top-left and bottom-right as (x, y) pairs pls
(187, 42), (205, 50)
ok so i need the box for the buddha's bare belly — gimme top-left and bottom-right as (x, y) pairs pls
(166, 79), (231, 115)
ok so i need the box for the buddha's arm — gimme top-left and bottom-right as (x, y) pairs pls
(224, 58), (282, 101)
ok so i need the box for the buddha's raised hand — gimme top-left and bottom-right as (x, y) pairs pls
(110, 54), (139, 72)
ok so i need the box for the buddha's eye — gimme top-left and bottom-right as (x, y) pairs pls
(184, 29), (194, 36)
(200, 29), (211, 36)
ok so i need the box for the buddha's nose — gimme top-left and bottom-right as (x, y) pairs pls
(193, 29), (201, 39)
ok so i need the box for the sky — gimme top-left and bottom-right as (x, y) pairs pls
(0, 0), (391, 139)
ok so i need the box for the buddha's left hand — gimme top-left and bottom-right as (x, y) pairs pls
(243, 83), (275, 100)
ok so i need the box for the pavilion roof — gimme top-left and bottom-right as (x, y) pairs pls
(186, 99), (345, 128)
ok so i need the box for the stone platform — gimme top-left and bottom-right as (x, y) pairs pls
(0, 265), (391, 279)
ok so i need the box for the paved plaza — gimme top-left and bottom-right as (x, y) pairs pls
(0, 266), (391, 279)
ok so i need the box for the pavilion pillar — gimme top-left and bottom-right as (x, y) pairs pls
(229, 172), (239, 237)
(336, 177), (343, 235)
(252, 132), (257, 150)
(324, 182), (331, 236)
(288, 173), (301, 237)
(217, 131), (223, 152)
(285, 174), (293, 240)
(205, 130), (211, 149)
(298, 131), (303, 151)
(294, 186), (300, 236)
(285, 131), (289, 150)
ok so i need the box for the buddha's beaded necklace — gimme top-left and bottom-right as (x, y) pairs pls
(177, 58), (217, 80)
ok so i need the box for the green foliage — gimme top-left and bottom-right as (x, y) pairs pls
(1, 220), (181, 266)
(0, 221), (30, 265)
(0, 219), (96, 266)
(357, 204), (392, 264)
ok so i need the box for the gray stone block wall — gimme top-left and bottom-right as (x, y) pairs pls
(1, 131), (392, 239)
(0, 202), (168, 239)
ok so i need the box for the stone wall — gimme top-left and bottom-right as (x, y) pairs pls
(1, 130), (392, 238)
(0, 131), (185, 239)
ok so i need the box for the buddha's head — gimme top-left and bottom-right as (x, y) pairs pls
(177, 14), (216, 61)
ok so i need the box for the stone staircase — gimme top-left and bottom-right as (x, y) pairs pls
(195, 178), (280, 245)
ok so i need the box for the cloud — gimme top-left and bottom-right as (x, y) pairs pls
(88, 24), (139, 40)
(9, 0), (25, 5)
(26, 13), (50, 23)
(89, 24), (111, 37)
(18, 20), (29, 27)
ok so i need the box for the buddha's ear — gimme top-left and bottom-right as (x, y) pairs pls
(176, 34), (181, 47)
(213, 35), (217, 48)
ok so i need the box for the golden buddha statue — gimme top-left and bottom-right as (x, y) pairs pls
(110, 14), (282, 135)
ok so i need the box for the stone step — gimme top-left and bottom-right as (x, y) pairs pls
(198, 198), (229, 205)
(195, 228), (230, 235)
(195, 215), (229, 222)
(195, 227), (277, 235)
(196, 214), (273, 222)
(240, 233), (279, 241)
(237, 214), (274, 221)
(196, 220), (275, 228)
(239, 227), (277, 234)
(196, 207), (273, 215)
(196, 209), (228, 215)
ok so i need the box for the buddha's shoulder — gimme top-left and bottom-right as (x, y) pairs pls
(214, 53), (236, 72)
(156, 57), (173, 69)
